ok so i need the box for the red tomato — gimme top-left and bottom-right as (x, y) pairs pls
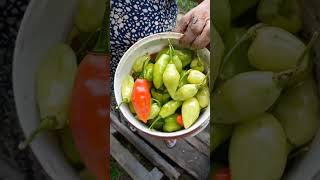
(213, 168), (231, 180)
(70, 53), (109, 180)
(176, 114), (184, 127)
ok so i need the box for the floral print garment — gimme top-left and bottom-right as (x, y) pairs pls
(110, 0), (178, 110)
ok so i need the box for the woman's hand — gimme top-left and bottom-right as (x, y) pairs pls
(174, 0), (210, 49)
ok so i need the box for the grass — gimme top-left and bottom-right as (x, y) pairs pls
(177, 0), (198, 14)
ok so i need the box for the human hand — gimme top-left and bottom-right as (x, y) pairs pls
(174, 0), (210, 49)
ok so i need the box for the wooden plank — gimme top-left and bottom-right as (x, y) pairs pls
(110, 112), (181, 179)
(138, 132), (210, 180)
(149, 168), (164, 180)
(195, 126), (210, 146)
(110, 135), (159, 180)
(110, 126), (117, 134)
(185, 136), (210, 157)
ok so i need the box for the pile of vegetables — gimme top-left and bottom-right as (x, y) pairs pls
(120, 41), (210, 132)
(212, 0), (320, 180)
(19, 1), (109, 180)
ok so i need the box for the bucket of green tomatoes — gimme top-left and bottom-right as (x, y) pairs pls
(114, 32), (210, 139)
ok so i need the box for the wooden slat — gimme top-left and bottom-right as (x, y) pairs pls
(195, 126), (210, 146)
(149, 168), (164, 180)
(185, 136), (210, 157)
(138, 132), (210, 180)
(110, 113), (180, 179)
(110, 135), (161, 180)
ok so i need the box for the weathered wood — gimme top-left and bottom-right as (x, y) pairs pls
(149, 168), (164, 180)
(195, 126), (210, 146)
(185, 136), (210, 157)
(110, 135), (162, 180)
(110, 112), (181, 179)
(138, 132), (210, 180)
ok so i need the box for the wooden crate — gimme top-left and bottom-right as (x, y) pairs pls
(110, 112), (210, 180)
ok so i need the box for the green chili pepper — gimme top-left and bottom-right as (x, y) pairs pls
(148, 103), (161, 120)
(129, 102), (136, 114)
(151, 88), (170, 105)
(212, 0), (231, 34)
(121, 75), (134, 103)
(155, 47), (169, 61)
(58, 127), (83, 167)
(190, 57), (205, 72)
(221, 27), (253, 80)
(163, 41), (180, 98)
(196, 86), (210, 108)
(182, 97), (200, 129)
(172, 55), (183, 73)
(257, 0), (302, 33)
(174, 84), (201, 101)
(179, 70), (189, 88)
(163, 114), (183, 132)
(153, 54), (170, 89)
(175, 49), (194, 68)
(229, 0), (260, 20)
(143, 63), (154, 81)
(147, 118), (164, 130)
(133, 54), (151, 73)
(210, 123), (233, 152)
(19, 43), (77, 149)
(212, 25), (225, 90)
(159, 100), (183, 119)
(187, 70), (206, 85)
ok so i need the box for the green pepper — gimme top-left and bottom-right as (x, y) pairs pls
(153, 54), (170, 89)
(212, 0), (231, 34)
(159, 100), (183, 118)
(133, 54), (151, 73)
(182, 97), (200, 129)
(190, 57), (205, 72)
(148, 103), (161, 120)
(221, 27), (253, 80)
(129, 102), (136, 114)
(229, 0), (260, 20)
(163, 114), (183, 132)
(175, 49), (194, 68)
(174, 84), (200, 101)
(257, 0), (302, 33)
(151, 88), (171, 105)
(143, 63), (154, 81)
(163, 41), (181, 98)
(211, 25), (225, 91)
(19, 43), (77, 149)
(147, 118), (164, 130)
(187, 70), (206, 85)
(155, 47), (169, 61)
(172, 55), (183, 73)
(58, 127), (83, 167)
(121, 75), (134, 103)
(196, 86), (210, 108)
(210, 123), (233, 152)
(178, 70), (189, 88)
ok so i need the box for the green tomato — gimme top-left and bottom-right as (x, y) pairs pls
(210, 123), (232, 152)
(213, 71), (282, 124)
(230, 113), (287, 180)
(75, 0), (106, 33)
(248, 26), (307, 72)
(257, 0), (302, 33)
(212, 25), (225, 90)
(221, 27), (253, 80)
(273, 77), (320, 146)
(212, 0), (231, 34)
